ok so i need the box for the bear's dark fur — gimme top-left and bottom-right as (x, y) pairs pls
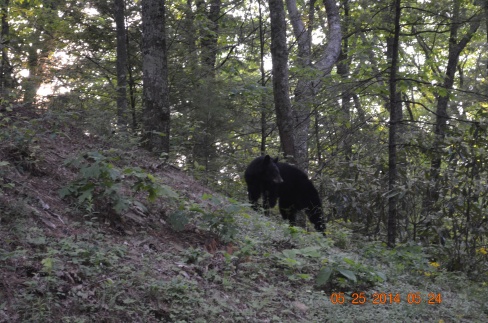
(244, 155), (326, 233)
(244, 155), (283, 216)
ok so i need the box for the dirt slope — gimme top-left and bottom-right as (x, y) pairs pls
(1, 107), (486, 322)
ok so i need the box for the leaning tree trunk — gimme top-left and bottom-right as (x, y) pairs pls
(424, 0), (481, 213)
(141, 0), (170, 156)
(285, 0), (313, 170)
(285, 0), (341, 170)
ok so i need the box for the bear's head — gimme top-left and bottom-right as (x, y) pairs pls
(262, 155), (284, 184)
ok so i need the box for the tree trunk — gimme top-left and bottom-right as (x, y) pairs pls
(424, 0), (481, 212)
(268, 0), (296, 162)
(196, 0), (221, 75)
(258, 0), (268, 156)
(21, 3), (57, 106)
(23, 46), (45, 105)
(314, 0), (342, 76)
(336, 0), (352, 163)
(193, 0), (221, 178)
(141, 0), (170, 156)
(285, 0), (341, 170)
(285, 0), (313, 170)
(0, 0), (12, 94)
(387, 0), (402, 248)
(114, 0), (128, 132)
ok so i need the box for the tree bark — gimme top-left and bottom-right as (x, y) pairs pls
(336, 0), (352, 163)
(387, 0), (402, 248)
(258, 0), (268, 156)
(268, 0), (296, 162)
(314, 0), (342, 76)
(196, 0), (221, 75)
(24, 41), (51, 105)
(114, 0), (128, 131)
(193, 0), (221, 178)
(0, 0), (12, 94)
(285, 0), (313, 170)
(285, 0), (341, 170)
(424, 0), (481, 212)
(20, 3), (58, 106)
(141, 0), (170, 156)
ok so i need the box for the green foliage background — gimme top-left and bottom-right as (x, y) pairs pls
(0, 3), (487, 321)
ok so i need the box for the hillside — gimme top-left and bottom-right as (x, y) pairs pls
(1, 107), (487, 322)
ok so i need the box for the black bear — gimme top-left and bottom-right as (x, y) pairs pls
(244, 155), (326, 233)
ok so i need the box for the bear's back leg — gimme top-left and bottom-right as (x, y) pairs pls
(279, 200), (298, 227)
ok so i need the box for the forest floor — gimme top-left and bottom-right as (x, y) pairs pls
(1, 106), (487, 322)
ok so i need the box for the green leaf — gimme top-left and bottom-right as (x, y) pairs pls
(132, 200), (148, 213)
(375, 271), (387, 281)
(281, 249), (298, 258)
(58, 186), (73, 198)
(168, 210), (190, 232)
(343, 257), (356, 265)
(108, 167), (120, 180)
(82, 164), (101, 179)
(41, 257), (54, 274)
(158, 184), (178, 198)
(114, 198), (129, 214)
(337, 268), (357, 282)
(316, 267), (333, 286)
(189, 205), (205, 213)
(301, 246), (322, 258)
(78, 188), (93, 203)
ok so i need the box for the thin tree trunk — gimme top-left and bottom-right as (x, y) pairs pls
(141, 0), (170, 156)
(24, 47), (43, 104)
(387, 0), (402, 248)
(185, 0), (197, 67)
(268, 0), (296, 162)
(336, 0), (352, 163)
(197, 0), (221, 75)
(0, 0), (12, 94)
(193, 0), (221, 178)
(124, 7), (137, 131)
(115, 0), (128, 132)
(259, 0), (267, 156)
(128, 60), (137, 131)
(424, 0), (481, 212)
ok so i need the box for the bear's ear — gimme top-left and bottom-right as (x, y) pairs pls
(263, 155), (271, 164)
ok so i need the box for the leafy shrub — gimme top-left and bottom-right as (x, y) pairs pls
(275, 246), (323, 282)
(59, 151), (177, 218)
(316, 257), (386, 291)
(363, 242), (431, 274)
(2, 126), (43, 176)
(200, 195), (242, 242)
(168, 194), (243, 242)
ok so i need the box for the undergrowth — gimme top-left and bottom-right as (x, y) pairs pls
(1, 116), (487, 322)
(2, 190), (488, 322)
(59, 151), (178, 219)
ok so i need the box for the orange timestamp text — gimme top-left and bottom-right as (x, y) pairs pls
(329, 292), (442, 305)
